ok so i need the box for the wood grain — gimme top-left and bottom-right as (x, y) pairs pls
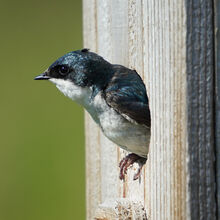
(83, 0), (216, 219)
(215, 0), (220, 218)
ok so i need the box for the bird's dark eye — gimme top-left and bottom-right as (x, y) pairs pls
(58, 65), (69, 76)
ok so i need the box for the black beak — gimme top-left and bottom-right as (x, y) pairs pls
(34, 72), (50, 80)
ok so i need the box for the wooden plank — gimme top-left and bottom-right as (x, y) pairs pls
(126, 0), (146, 203)
(83, 1), (101, 219)
(186, 1), (216, 219)
(96, 0), (119, 203)
(215, 0), (220, 218)
(83, 0), (216, 219)
(142, 1), (187, 219)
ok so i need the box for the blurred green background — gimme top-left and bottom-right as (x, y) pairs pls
(0, 0), (85, 219)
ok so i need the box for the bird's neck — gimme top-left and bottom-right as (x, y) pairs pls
(49, 78), (101, 124)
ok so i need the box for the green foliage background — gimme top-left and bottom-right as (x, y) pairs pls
(0, 0), (85, 219)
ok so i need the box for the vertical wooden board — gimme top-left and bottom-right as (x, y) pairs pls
(96, 0), (120, 203)
(83, 0), (101, 219)
(186, 0), (216, 219)
(215, 0), (220, 218)
(83, 0), (97, 51)
(110, 0), (129, 66)
(109, 0), (130, 201)
(105, 0), (148, 204)
(84, 114), (101, 219)
(83, 0), (216, 219)
(126, 0), (146, 203)
(142, 1), (187, 219)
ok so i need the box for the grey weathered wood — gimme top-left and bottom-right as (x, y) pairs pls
(186, 1), (216, 219)
(83, 0), (216, 219)
(83, 1), (101, 218)
(215, 0), (220, 219)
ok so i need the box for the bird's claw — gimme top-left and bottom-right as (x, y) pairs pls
(119, 153), (147, 181)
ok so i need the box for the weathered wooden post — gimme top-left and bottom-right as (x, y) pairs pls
(215, 0), (220, 218)
(83, 0), (217, 219)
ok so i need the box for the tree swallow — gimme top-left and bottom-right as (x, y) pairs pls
(35, 49), (151, 180)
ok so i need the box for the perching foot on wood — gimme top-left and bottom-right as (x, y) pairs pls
(119, 153), (147, 181)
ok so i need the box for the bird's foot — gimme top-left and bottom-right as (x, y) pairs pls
(119, 153), (147, 181)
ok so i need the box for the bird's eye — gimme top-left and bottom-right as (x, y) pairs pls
(58, 65), (69, 75)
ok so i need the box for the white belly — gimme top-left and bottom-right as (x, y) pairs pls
(91, 94), (150, 157)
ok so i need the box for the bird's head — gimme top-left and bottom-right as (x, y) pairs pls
(35, 49), (113, 104)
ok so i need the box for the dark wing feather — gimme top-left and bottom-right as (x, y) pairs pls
(104, 65), (151, 127)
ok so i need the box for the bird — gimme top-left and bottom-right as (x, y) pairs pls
(35, 49), (151, 180)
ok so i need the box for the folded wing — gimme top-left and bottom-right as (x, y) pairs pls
(104, 65), (151, 127)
